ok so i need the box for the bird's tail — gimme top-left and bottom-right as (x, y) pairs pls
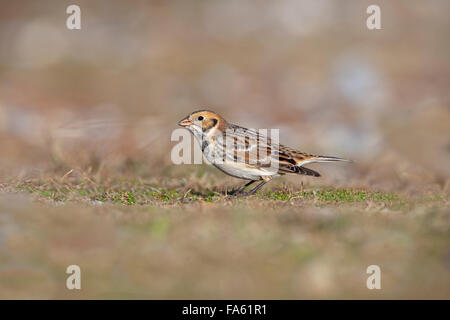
(294, 154), (352, 166)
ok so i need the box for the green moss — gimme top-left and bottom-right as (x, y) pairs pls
(40, 191), (53, 198)
(10, 179), (439, 210)
(125, 192), (136, 205)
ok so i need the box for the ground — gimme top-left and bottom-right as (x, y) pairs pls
(0, 173), (448, 299)
(0, 0), (449, 301)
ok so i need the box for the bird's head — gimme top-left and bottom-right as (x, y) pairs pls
(178, 110), (226, 134)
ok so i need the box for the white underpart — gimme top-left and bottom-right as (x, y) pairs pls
(214, 160), (278, 180)
(190, 126), (279, 180)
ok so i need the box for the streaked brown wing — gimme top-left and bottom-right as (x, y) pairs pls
(275, 145), (320, 176)
(216, 125), (320, 176)
(215, 131), (273, 167)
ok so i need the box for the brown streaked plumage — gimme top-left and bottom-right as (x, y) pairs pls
(178, 110), (350, 196)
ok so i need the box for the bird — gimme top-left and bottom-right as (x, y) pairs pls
(178, 110), (350, 196)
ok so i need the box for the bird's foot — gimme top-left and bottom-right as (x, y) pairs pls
(225, 187), (246, 198)
(227, 188), (240, 196)
(225, 192), (240, 200)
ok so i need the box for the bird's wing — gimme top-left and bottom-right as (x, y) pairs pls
(216, 125), (349, 177)
(216, 125), (312, 175)
(213, 125), (272, 168)
(214, 129), (271, 167)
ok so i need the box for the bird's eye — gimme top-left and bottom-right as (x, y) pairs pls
(197, 116), (204, 121)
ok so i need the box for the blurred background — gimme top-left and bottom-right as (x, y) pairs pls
(0, 0), (449, 301)
(0, 0), (449, 191)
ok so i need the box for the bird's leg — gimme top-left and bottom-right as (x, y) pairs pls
(246, 181), (268, 196)
(237, 180), (257, 193)
(228, 180), (256, 196)
(242, 177), (272, 196)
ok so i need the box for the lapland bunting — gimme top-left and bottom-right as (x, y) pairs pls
(178, 110), (350, 196)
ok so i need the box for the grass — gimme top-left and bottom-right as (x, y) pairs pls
(0, 175), (448, 299)
(11, 178), (415, 208)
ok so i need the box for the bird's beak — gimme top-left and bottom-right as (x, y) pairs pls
(178, 118), (193, 127)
